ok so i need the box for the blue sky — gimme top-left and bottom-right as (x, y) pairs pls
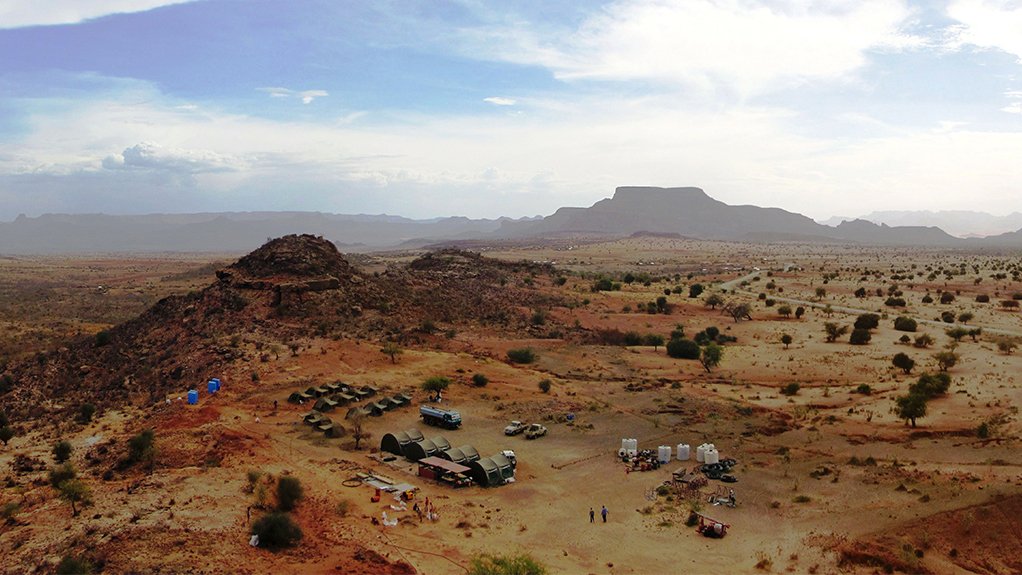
(0, 0), (1020, 221)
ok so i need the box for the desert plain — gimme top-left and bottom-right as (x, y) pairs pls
(2, 235), (1022, 574)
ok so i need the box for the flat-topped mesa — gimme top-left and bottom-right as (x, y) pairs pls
(216, 234), (360, 290)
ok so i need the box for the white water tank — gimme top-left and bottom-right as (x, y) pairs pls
(658, 445), (672, 464)
(704, 449), (720, 465)
(676, 444), (690, 461)
(696, 444), (707, 462)
(627, 438), (638, 457)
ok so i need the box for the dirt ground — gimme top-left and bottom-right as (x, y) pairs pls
(3, 238), (1022, 574)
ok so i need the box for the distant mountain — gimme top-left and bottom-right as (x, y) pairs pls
(0, 211), (531, 254)
(497, 187), (965, 246)
(818, 210), (1022, 238)
(3, 187), (1020, 253)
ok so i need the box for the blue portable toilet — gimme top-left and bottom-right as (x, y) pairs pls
(187, 389), (199, 405)
(212, 378), (221, 391)
(207, 380), (218, 394)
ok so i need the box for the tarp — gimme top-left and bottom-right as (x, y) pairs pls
(418, 456), (471, 475)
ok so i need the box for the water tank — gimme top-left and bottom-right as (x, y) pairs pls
(187, 389), (199, 405)
(696, 444), (706, 463)
(704, 449), (720, 465)
(658, 445), (672, 464)
(627, 438), (638, 457)
(677, 444), (690, 461)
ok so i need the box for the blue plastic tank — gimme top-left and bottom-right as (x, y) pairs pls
(187, 389), (199, 405)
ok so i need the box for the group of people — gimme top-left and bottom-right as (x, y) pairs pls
(413, 497), (439, 522)
(588, 505), (608, 523)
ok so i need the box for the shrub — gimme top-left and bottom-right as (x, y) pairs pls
(921, 294), (934, 304)
(854, 314), (880, 330)
(471, 373), (489, 387)
(940, 292), (955, 304)
(507, 348), (537, 364)
(127, 429), (155, 466)
(977, 422), (990, 439)
(276, 476), (304, 511)
(856, 384), (872, 395)
(666, 338), (700, 360)
(893, 317), (917, 332)
(56, 556), (94, 575)
(780, 383), (800, 396)
(976, 294), (990, 303)
(94, 331), (112, 347)
(0, 426), (13, 446)
(78, 403), (96, 423)
(422, 376), (451, 394)
(53, 440), (72, 463)
(252, 511), (303, 549)
(892, 353), (915, 374)
(910, 373), (951, 398)
(49, 463), (77, 488)
(885, 297), (906, 307)
(849, 328), (872, 345)
(537, 379), (552, 394)
(688, 284), (704, 298)
(623, 332), (642, 346)
(469, 553), (548, 575)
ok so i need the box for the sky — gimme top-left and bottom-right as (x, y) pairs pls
(0, 0), (1020, 221)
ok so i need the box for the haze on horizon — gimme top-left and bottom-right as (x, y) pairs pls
(0, 0), (1020, 223)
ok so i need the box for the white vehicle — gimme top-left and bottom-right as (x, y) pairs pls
(525, 423), (547, 439)
(504, 420), (526, 435)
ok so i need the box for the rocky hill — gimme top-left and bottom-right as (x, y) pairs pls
(0, 235), (562, 419)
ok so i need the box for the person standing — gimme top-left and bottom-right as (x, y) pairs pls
(589, 507), (595, 523)
(601, 505), (608, 523)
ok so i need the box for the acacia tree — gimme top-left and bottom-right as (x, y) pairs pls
(895, 393), (927, 427)
(350, 413), (371, 450)
(380, 342), (403, 364)
(57, 478), (91, 517)
(781, 334), (793, 349)
(933, 350), (959, 372)
(699, 343), (723, 373)
(892, 353), (915, 374)
(704, 294), (724, 310)
(823, 323), (849, 343)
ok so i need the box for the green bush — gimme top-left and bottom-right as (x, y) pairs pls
(780, 383), (800, 396)
(893, 317), (917, 332)
(56, 555), (94, 575)
(53, 440), (72, 463)
(49, 463), (77, 488)
(537, 380), (552, 394)
(977, 422), (990, 439)
(507, 348), (537, 364)
(78, 403), (96, 423)
(276, 476), (304, 511)
(127, 429), (155, 465)
(849, 328), (872, 345)
(666, 338), (700, 359)
(252, 511), (303, 549)
(94, 331), (112, 347)
(471, 373), (489, 387)
(856, 384), (872, 395)
(469, 553), (548, 575)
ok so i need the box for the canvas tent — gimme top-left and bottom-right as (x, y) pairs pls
(405, 439), (439, 462)
(303, 411), (325, 425)
(381, 430), (424, 457)
(459, 445), (481, 462)
(314, 397), (339, 412)
(346, 406), (370, 420)
(288, 391), (312, 403)
(337, 392), (356, 403)
(389, 395), (408, 408)
(468, 453), (516, 487)
(379, 397), (399, 411)
(431, 436), (452, 452)
(368, 402), (387, 416)
(361, 385), (379, 397)
(439, 447), (469, 464)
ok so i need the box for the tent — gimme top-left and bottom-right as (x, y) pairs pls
(337, 392), (357, 403)
(353, 389), (372, 400)
(431, 436), (452, 452)
(303, 411), (325, 425)
(314, 397), (339, 412)
(467, 457), (503, 487)
(381, 431), (414, 456)
(379, 397), (399, 411)
(389, 395), (408, 408)
(469, 453), (516, 487)
(320, 423), (344, 438)
(324, 382), (343, 394)
(405, 439), (439, 462)
(367, 402), (387, 416)
(406, 429), (424, 443)
(394, 392), (412, 403)
(439, 447), (468, 464)
(459, 445), (480, 463)
(346, 406), (370, 420)
(360, 385), (379, 397)
(288, 391), (312, 404)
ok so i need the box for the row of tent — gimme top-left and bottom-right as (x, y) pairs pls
(287, 382), (380, 406)
(381, 429), (516, 487)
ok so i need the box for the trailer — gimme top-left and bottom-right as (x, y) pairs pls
(420, 405), (462, 429)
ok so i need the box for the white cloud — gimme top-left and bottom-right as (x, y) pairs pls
(103, 142), (241, 173)
(1002, 102), (1022, 115)
(463, 0), (922, 96)
(483, 97), (517, 106)
(257, 87), (329, 104)
(0, 0), (196, 28)
(947, 0), (1022, 62)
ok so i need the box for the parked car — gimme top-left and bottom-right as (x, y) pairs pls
(524, 423), (547, 439)
(504, 420), (527, 435)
